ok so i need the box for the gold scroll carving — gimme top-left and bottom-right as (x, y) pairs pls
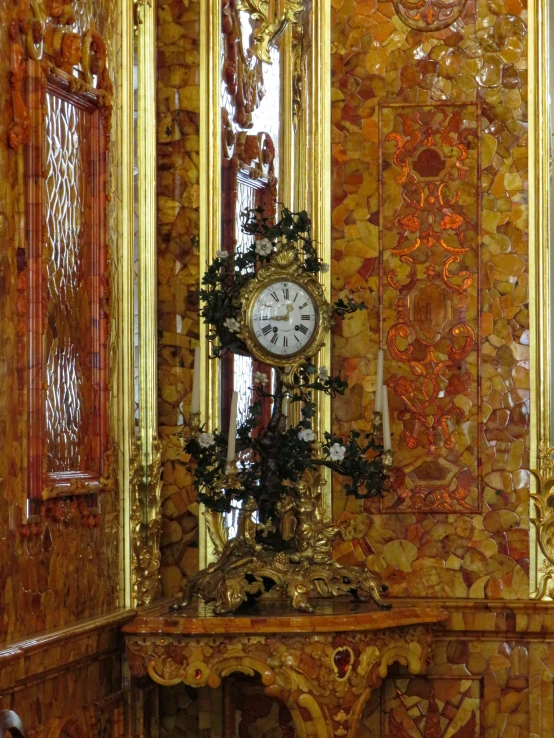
(235, 0), (304, 64)
(126, 626), (434, 738)
(531, 443), (554, 599)
(130, 439), (163, 606)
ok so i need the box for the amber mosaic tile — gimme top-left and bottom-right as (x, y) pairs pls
(157, 0), (202, 597)
(383, 677), (480, 738)
(0, 0), (120, 648)
(331, 0), (529, 599)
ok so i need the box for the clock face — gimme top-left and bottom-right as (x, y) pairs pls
(250, 280), (318, 358)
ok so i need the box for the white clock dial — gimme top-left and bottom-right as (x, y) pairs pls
(251, 281), (318, 357)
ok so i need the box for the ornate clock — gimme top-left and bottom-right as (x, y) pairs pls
(177, 209), (392, 616)
(239, 243), (333, 368)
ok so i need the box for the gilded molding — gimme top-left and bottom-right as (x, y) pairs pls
(531, 442), (554, 599)
(130, 439), (163, 607)
(529, 0), (551, 598)
(128, 0), (160, 606)
(113, 0), (144, 607)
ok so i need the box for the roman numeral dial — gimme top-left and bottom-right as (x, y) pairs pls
(250, 280), (318, 359)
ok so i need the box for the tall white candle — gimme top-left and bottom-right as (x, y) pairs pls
(191, 347), (201, 415)
(227, 391), (239, 463)
(375, 349), (384, 413)
(382, 384), (391, 452)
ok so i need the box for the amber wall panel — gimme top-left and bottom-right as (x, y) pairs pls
(0, 0), (119, 647)
(0, 619), (126, 738)
(331, 1), (529, 598)
(157, 0), (201, 596)
(380, 102), (480, 514)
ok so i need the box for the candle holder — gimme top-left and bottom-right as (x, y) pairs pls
(371, 410), (382, 433)
(172, 468), (391, 615)
(382, 448), (393, 470)
(180, 412), (201, 445)
(172, 365), (394, 615)
(216, 458), (242, 493)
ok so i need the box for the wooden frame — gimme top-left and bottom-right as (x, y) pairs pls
(25, 70), (109, 499)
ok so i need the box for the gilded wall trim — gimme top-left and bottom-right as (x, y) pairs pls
(129, 0), (162, 606)
(130, 439), (163, 606)
(308, 0), (332, 514)
(529, 0), (552, 599)
(112, 0), (137, 608)
(199, 0), (222, 568)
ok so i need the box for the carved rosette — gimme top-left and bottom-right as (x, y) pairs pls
(126, 627), (434, 738)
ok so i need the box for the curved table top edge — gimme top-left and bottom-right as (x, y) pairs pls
(122, 605), (449, 636)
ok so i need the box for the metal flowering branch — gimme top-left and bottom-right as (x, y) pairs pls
(199, 206), (358, 357)
(175, 207), (392, 614)
(187, 366), (388, 531)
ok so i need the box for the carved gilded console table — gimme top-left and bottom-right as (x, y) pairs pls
(123, 601), (447, 738)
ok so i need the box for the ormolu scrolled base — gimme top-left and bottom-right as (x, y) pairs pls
(171, 536), (390, 615)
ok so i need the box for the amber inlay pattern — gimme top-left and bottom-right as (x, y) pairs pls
(380, 104), (480, 514)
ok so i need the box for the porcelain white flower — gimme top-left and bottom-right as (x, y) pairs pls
(255, 238), (273, 256)
(198, 432), (215, 448)
(318, 366), (330, 381)
(320, 262), (330, 273)
(329, 443), (346, 462)
(216, 249), (229, 260)
(298, 427), (315, 443)
(224, 317), (240, 332)
(254, 371), (269, 386)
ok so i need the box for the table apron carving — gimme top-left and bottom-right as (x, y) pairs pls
(126, 626), (436, 738)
